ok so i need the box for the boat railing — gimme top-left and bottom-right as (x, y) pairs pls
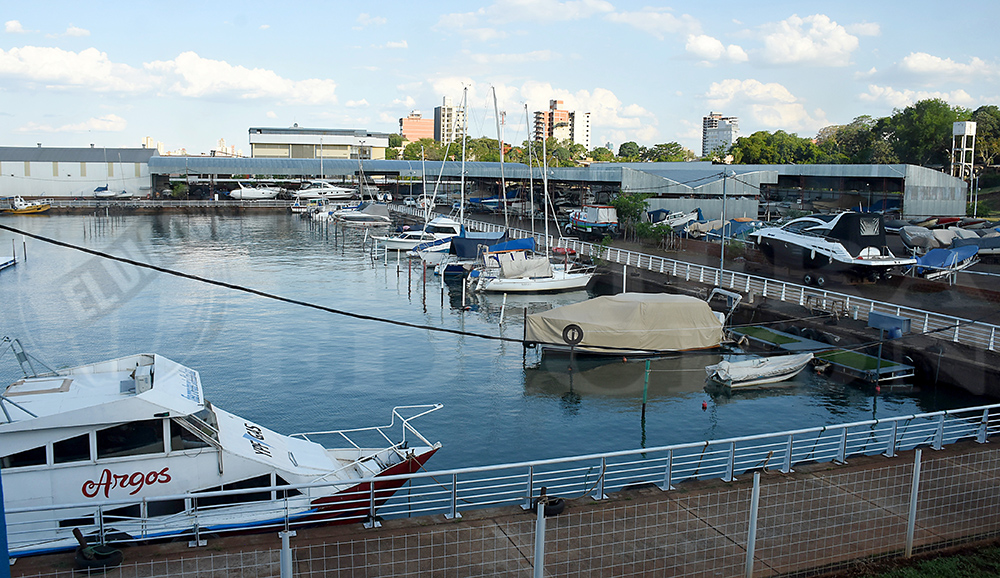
(389, 205), (1000, 354)
(8, 402), (1000, 557)
(290, 403), (443, 453)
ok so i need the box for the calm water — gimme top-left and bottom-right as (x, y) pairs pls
(0, 213), (990, 472)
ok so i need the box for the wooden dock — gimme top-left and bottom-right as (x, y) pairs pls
(732, 325), (916, 383)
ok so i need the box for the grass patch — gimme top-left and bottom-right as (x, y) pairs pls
(733, 326), (800, 345)
(836, 544), (1000, 577)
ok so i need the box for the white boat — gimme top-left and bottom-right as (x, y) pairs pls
(566, 205), (619, 236)
(750, 212), (916, 285)
(705, 352), (815, 388)
(372, 216), (463, 251)
(296, 180), (357, 200)
(230, 183), (284, 200)
(93, 185), (118, 199)
(524, 292), (736, 356)
(331, 202), (391, 226)
(469, 134), (594, 293)
(0, 348), (442, 557)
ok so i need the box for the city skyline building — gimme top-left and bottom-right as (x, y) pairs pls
(399, 111), (434, 144)
(533, 100), (591, 149)
(434, 97), (467, 145)
(702, 112), (739, 157)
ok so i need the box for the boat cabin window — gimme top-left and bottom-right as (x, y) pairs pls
(54, 433), (91, 464)
(193, 473), (300, 507)
(97, 419), (165, 459)
(170, 419), (211, 451)
(1, 446), (46, 469)
(782, 220), (820, 234)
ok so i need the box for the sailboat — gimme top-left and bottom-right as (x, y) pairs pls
(468, 130), (595, 293)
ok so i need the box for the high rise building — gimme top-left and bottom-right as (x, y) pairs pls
(434, 97), (467, 145)
(702, 112), (739, 157)
(533, 100), (591, 149)
(399, 111), (434, 143)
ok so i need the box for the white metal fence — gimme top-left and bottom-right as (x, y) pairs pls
(9, 404), (1000, 565)
(19, 443), (1000, 577)
(391, 206), (1000, 354)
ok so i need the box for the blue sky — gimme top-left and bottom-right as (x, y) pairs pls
(1, 1), (997, 156)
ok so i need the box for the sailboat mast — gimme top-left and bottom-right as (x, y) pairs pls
(493, 87), (508, 229)
(542, 130), (549, 257)
(460, 87), (468, 226)
(525, 104), (535, 240)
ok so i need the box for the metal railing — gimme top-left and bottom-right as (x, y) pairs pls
(8, 403), (1000, 557)
(391, 205), (1000, 353)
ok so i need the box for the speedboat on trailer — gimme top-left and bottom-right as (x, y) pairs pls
(750, 212), (916, 286)
(1, 348), (441, 557)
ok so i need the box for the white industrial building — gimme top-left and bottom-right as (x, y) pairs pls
(702, 112), (739, 157)
(0, 145), (157, 198)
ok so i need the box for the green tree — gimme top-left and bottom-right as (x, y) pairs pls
(590, 147), (615, 162)
(610, 191), (651, 241)
(388, 133), (404, 148)
(402, 138), (449, 161)
(972, 105), (1000, 167)
(730, 131), (820, 164)
(642, 142), (690, 162)
(617, 141), (642, 161)
(882, 98), (971, 167)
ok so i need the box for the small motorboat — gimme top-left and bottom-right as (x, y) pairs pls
(1, 196), (51, 214)
(705, 352), (815, 388)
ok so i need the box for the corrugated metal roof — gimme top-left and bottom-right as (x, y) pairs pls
(0, 146), (157, 163)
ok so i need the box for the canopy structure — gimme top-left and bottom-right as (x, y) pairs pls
(525, 293), (723, 354)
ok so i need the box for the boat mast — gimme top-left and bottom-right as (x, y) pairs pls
(525, 103), (534, 240)
(421, 146), (429, 224)
(460, 87), (468, 226)
(493, 86), (508, 229)
(542, 130), (550, 258)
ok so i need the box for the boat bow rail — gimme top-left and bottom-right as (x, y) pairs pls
(290, 403), (443, 455)
(391, 206), (1000, 354)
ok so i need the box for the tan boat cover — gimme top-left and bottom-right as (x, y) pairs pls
(525, 293), (723, 352)
(500, 257), (553, 279)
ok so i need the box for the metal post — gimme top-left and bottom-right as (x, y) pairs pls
(720, 170), (728, 273)
(885, 420), (898, 458)
(905, 449), (922, 558)
(533, 497), (546, 578)
(623, 264), (627, 292)
(745, 472), (761, 578)
(782, 434), (794, 473)
(279, 530), (296, 578)
(933, 414), (945, 450)
(978, 408), (990, 444)
(1, 466), (8, 578)
(446, 473), (462, 519)
(662, 449), (675, 490)
(725, 441), (736, 482)
(641, 359), (650, 419)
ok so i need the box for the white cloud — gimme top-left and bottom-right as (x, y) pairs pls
(15, 113), (126, 133)
(685, 35), (748, 63)
(486, 0), (613, 23)
(383, 40), (407, 49)
(357, 13), (387, 27)
(897, 52), (998, 84)
(145, 51), (338, 105)
(847, 21), (880, 36)
(64, 26), (90, 37)
(605, 8), (700, 40)
(345, 99), (369, 107)
(466, 49), (555, 65)
(5, 20), (28, 34)
(0, 46), (152, 92)
(860, 84), (975, 108)
(266, 111), (277, 118)
(259, 24), (270, 30)
(706, 78), (827, 131)
(759, 14), (859, 66)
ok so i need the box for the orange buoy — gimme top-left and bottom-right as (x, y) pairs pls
(702, 401), (708, 411)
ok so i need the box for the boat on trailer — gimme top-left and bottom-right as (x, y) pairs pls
(1, 346), (442, 557)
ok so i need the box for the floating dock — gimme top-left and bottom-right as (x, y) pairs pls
(0, 256), (15, 272)
(731, 326), (915, 384)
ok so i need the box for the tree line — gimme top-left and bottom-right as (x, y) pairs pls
(385, 98), (1000, 179)
(385, 135), (696, 167)
(727, 99), (1000, 174)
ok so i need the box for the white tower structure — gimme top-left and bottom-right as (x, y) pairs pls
(951, 121), (976, 180)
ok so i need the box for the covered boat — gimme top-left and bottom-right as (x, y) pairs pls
(705, 353), (814, 388)
(524, 293), (725, 355)
(1, 350), (441, 557)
